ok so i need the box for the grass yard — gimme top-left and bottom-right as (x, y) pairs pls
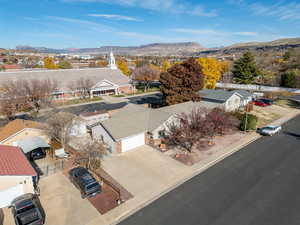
(251, 105), (287, 127)
(55, 96), (103, 106)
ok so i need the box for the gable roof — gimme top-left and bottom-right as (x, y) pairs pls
(232, 90), (253, 99)
(0, 119), (45, 142)
(199, 89), (242, 103)
(101, 100), (222, 140)
(0, 68), (131, 92)
(0, 145), (37, 176)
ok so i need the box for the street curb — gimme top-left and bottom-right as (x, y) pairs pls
(111, 111), (300, 225)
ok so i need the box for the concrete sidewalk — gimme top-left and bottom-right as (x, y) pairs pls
(96, 109), (300, 225)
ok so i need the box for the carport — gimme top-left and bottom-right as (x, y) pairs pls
(16, 136), (50, 154)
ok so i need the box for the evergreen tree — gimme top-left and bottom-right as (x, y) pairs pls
(281, 70), (299, 88)
(160, 58), (204, 105)
(232, 52), (260, 84)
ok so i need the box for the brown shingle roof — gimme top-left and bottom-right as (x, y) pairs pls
(0, 145), (37, 176)
(0, 119), (45, 142)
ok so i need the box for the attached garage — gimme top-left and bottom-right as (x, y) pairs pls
(0, 184), (24, 208)
(121, 133), (145, 152)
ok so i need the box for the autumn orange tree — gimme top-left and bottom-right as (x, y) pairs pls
(197, 57), (226, 89)
(117, 59), (131, 76)
(160, 58), (204, 105)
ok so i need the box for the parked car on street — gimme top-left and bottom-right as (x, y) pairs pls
(69, 167), (102, 198)
(257, 125), (282, 136)
(253, 100), (268, 107)
(10, 193), (45, 225)
(259, 98), (273, 105)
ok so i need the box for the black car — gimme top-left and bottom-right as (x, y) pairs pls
(259, 98), (273, 105)
(69, 167), (101, 198)
(27, 148), (46, 161)
(10, 193), (45, 225)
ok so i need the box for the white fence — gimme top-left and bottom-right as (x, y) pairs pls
(216, 83), (300, 93)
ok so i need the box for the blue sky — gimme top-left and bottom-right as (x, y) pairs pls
(0, 0), (300, 48)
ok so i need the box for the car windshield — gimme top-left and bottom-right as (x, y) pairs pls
(16, 203), (35, 214)
(262, 127), (276, 130)
(86, 182), (99, 190)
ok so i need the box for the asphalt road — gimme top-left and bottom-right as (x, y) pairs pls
(119, 115), (300, 225)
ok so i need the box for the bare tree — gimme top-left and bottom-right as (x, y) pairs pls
(164, 108), (207, 153)
(1, 79), (58, 113)
(131, 65), (160, 92)
(74, 139), (107, 171)
(76, 78), (95, 99)
(164, 107), (238, 153)
(46, 112), (75, 148)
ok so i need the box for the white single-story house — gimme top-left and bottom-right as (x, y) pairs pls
(92, 89), (256, 153)
(92, 101), (222, 153)
(0, 145), (37, 208)
(199, 89), (243, 112)
(232, 90), (254, 107)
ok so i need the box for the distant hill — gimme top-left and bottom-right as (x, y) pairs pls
(16, 42), (205, 56)
(197, 38), (300, 56)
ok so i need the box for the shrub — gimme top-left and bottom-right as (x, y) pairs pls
(240, 113), (258, 131)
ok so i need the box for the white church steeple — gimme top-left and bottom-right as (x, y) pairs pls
(108, 50), (117, 70)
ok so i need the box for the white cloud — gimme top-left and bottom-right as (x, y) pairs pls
(62, 0), (218, 17)
(230, 0), (300, 21)
(234, 32), (258, 36)
(48, 16), (113, 32)
(171, 28), (258, 37)
(88, 14), (142, 21)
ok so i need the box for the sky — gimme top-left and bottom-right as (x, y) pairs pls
(0, 0), (300, 48)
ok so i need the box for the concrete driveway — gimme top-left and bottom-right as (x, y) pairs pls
(2, 172), (101, 225)
(39, 173), (101, 225)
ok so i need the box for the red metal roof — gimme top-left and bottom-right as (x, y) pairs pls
(0, 145), (37, 176)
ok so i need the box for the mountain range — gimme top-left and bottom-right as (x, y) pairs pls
(15, 38), (300, 56)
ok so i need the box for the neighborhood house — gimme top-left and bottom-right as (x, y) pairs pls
(0, 119), (48, 146)
(92, 101), (221, 153)
(91, 89), (254, 153)
(0, 145), (37, 208)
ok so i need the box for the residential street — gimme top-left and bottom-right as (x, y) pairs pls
(119, 115), (300, 225)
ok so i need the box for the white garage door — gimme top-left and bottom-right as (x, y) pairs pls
(0, 184), (24, 208)
(121, 133), (145, 152)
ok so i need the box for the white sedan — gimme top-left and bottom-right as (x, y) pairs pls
(257, 125), (282, 136)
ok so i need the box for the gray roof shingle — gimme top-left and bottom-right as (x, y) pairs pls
(101, 100), (222, 140)
(0, 68), (131, 92)
(199, 89), (236, 102)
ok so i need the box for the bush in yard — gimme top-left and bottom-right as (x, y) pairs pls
(240, 113), (258, 131)
(206, 108), (240, 135)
